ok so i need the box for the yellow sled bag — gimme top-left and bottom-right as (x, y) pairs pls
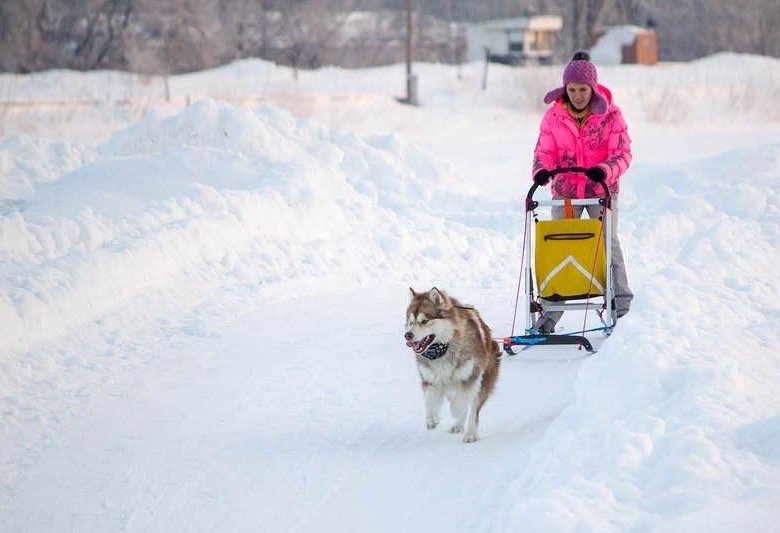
(534, 218), (606, 300)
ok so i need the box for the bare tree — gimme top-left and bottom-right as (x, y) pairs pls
(0, 0), (777, 74)
(612, 0), (646, 25)
(566, 0), (607, 50)
(750, 0), (780, 57)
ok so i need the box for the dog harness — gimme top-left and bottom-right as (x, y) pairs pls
(419, 343), (449, 360)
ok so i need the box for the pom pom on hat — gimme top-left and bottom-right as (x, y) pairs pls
(571, 50), (591, 61)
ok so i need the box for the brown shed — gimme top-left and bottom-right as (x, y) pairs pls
(622, 29), (658, 65)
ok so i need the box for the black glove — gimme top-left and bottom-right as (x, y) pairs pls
(585, 166), (606, 183)
(533, 169), (552, 186)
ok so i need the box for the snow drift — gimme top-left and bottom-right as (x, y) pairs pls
(2, 54), (779, 143)
(0, 100), (511, 354)
(500, 143), (780, 531)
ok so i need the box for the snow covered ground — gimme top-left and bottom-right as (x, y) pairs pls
(1, 54), (780, 532)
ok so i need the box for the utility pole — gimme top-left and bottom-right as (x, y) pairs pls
(404, 0), (418, 105)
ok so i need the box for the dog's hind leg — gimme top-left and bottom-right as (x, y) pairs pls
(463, 379), (487, 443)
(464, 365), (499, 443)
(423, 382), (444, 429)
(463, 397), (481, 443)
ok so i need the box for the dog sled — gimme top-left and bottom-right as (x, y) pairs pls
(503, 167), (616, 355)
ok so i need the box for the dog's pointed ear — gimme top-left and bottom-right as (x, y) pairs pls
(428, 287), (444, 305)
(409, 287), (418, 299)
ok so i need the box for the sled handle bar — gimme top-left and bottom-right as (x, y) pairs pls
(526, 167), (611, 211)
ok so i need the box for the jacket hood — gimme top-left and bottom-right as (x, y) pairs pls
(543, 83), (613, 115)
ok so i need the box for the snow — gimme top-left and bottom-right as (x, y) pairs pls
(590, 25), (647, 65)
(1, 52), (780, 532)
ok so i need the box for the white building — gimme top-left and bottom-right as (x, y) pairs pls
(466, 16), (563, 65)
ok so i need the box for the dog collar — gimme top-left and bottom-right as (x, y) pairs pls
(419, 343), (449, 360)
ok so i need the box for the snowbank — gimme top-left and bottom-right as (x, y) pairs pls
(590, 25), (647, 66)
(0, 100), (512, 354)
(0, 135), (95, 201)
(499, 143), (780, 530)
(2, 53), (779, 144)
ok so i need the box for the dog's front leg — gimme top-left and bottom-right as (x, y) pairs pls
(448, 390), (468, 434)
(422, 382), (443, 429)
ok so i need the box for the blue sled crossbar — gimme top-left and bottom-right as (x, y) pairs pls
(502, 334), (595, 355)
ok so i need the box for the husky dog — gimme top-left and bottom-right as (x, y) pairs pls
(404, 287), (501, 443)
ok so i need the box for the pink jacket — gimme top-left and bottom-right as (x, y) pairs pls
(532, 84), (632, 198)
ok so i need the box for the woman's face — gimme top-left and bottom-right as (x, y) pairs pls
(566, 82), (593, 110)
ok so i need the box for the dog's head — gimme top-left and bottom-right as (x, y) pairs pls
(404, 287), (456, 354)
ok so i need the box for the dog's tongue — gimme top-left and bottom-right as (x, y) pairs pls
(407, 334), (434, 353)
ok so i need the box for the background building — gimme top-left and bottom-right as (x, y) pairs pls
(466, 16), (563, 65)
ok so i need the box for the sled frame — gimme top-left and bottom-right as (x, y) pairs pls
(525, 197), (615, 328)
(506, 168), (616, 355)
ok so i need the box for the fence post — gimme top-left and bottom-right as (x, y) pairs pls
(482, 47), (490, 91)
(404, 0), (418, 105)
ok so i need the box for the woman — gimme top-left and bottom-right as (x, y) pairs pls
(531, 50), (633, 334)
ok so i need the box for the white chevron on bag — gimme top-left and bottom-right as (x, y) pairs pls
(538, 255), (604, 295)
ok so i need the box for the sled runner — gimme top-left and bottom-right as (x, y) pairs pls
(504, 167), (616, 355)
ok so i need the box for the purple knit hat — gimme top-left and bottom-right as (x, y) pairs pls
(543, 51), (608, 114)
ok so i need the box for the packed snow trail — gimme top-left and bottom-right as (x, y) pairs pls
(0, 285), (582, 532)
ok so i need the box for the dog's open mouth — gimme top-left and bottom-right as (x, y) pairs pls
(406, 334), (435, 354)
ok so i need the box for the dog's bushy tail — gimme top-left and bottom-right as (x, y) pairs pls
(476, 340), (501, 418)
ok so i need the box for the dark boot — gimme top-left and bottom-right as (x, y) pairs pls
(532, 316), (556, 334)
